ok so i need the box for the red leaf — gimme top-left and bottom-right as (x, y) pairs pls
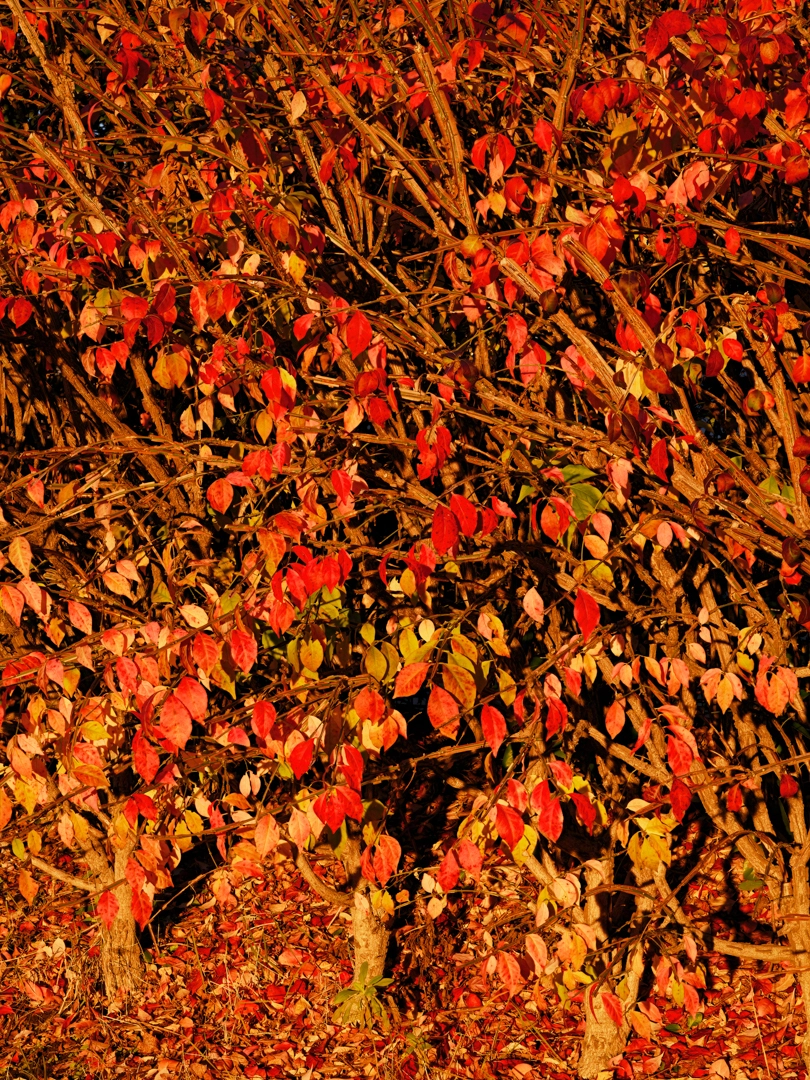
(450, 493), (478, 536)
(724, 227), (741, 254)
(229, 629), (257, 672)
(793, 355), (810, 384)
(189, 284), (208, 330)
(207, 478), (234, 513)
(289, 737), (314, 779)
(130, 886), (152, 932)
(495, 803), (525, 848)
(726, 784), (743, 812)
(373, 834), (401, 886)
(175, 676), (207, 720)
(573, 589), (600, 641)
(436, 848), (460, 891)
(193, 632), (221, 674)
(68, 600), (93, 635)
(670, 778), (692, 822)
(313, 791), (344, 832)
(605, 700), (625, 738)
(537, 796), (563, 842)
(533, 117), (553, 152)
(189, 9), (208, 43)
(204, 88), (224, 123)
(394, 661), (429, 698)
(781, 773), (799, 798)
(497, 950), (524, 998)
(649, 438), (670, 482)
(432, 505), (459, 555)
(667, 735), (693, 777)
(571, 791), (596, 832)
(346, 311), (373, 359)
(133, 729), (159, 783)
(601, 989), (624, 1027)
(10, 298), (32, 328)
(457, 838), (482, 881)
(96, 890), (119, 930)
(427, 684), (460, 734)
(158, 693), (193, 749)
(481, 704), (506, 756)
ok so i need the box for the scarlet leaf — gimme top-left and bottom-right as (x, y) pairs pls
(436, 847), (459, 892)
(176, 676), (208, 720)
(605, 700), (625, 738)
(670, 778), (692, 822)
(427, 684), (460, 733)
(207, 478), (234, 513)
(133, 729), (159, 783)
(394, 661), (429, 698)
(204, 88), (224, 123)
(457, 838), (482, 881)
(726, 784), (743, 812)
(537, 796), (563, 843)
(724, 227), (741, 254)
(432, 504), (459, 555)
(96, 890), (119, 930)
(781, 773), (799, 798)
(346, 311), (373, 359)
(601, 989), (624, 1027)
(573, 589), (600, 641)
(667, 735), (693, 777)
(649, 438), (670, 482)
(497, 950), (524, 998)
(793, 356), (810, 384)
(450, 493), (478, 536)
(289, 737), (315, 779)
(373, 834), (401, 886)
(130, 885), (152, 932)
(158, 693), (193, 749)
(495, 803), (525, 848)
(481, 703), (506, 756)
(229, 629), (258, 672)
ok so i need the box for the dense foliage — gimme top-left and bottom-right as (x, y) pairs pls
(2, 0), (810, 1072)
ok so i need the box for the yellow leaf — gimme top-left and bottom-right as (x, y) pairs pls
(26, 829), (42, 856)
(364, 646), (388, 683)
(287, 252), (306, 284)
(300, 638), (324, 671)
(18, 868), (38, 904)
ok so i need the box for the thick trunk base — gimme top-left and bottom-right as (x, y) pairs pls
(578, 978), (636, 1078)
(579, 1014), (629, 1078)
(352, 891), (390, 984)
(99, 845), (144, 997)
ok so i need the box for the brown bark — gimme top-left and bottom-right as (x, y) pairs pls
(84, 838), (144, 997)
(351, 891), (390, 983)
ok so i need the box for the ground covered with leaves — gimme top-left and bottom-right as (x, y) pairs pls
(0, 834), (805, 1080)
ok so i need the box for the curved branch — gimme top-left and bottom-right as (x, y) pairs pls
(708, 937), (798, 962)
(30, 855), (95, 893)
(285, 837), (352, 909)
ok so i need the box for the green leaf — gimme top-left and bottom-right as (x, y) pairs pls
(562, 464), (596, 483)
(569, 483), (607, 521)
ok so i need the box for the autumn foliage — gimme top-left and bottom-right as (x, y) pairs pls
(2, 0), (810, 1072)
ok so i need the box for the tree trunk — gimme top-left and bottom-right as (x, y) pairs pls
(86, 839), (144, 997)
(351, 890), (389, 984)
(579, 984), (630, 1079)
